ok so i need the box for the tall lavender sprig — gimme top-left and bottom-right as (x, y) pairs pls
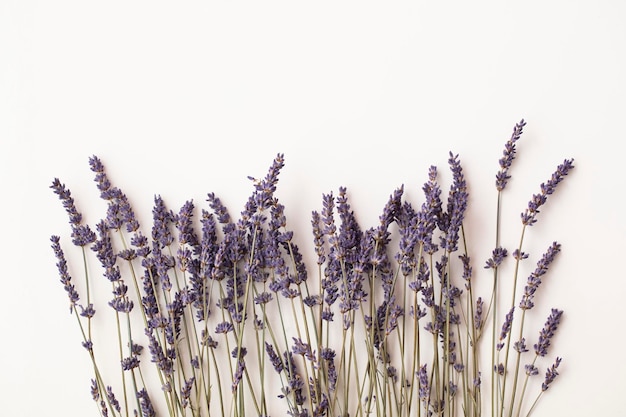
(534, 309), (563, 358)
(519, 242), (561, 310)
(497, 155), (573, 417)
(441, 152), (468, 254)
(521, 159), (575, 227)
(496, 119), (525, 191)
(50, 235), (80, 312)
(50, 178), (97, 247)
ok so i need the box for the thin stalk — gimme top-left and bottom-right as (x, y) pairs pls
(499, 225), (527, 417)
(507, 310), (528, 417)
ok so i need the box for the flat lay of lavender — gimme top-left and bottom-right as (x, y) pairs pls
(50, 120), (574, 417)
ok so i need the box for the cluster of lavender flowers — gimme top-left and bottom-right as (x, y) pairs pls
(51, 120), (573, 417)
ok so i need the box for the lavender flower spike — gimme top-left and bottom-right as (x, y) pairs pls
(50, 178), (96, 246)
(497, 307), (515, 350)
(520, 242), (561, 310)
(542, 357), (562, 391)
(442, 152), (468, 253)
(484, 247), (508, 269)
(50, 235), (80, 311)
(521, 158), (575, 226)
(534, 308), (563, 357)
(496, 119), (525, 191)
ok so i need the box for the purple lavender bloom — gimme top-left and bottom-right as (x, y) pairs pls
(137, 388), (156, 417)
(514, 338), (529, 353)
(254, 291), (273, 305)
(375, 186), (403, 245)
(118, 248), (136, 261)
(418, 364), (429, 401)
(474, 297), (484, 330)
(90, 379), (99, 401)
(292, 338), (314, 361)
(131, 342), (143, 356)
(397, 210), (419, 275)
(496, 119), (525, 191)
(89, 156), (140, 233)
(520, 242), (561, 310)
(92, 221), (124, 288)
(231, 346), (248, 359)
(152, 195), (175, 248)
(106, 387), (121, 414)
(51, 179), (98, 246)
(441, 153), (468, 253)
(418, 165), (442, 255)
(265, 342), (284, 373)
(525, 364), (539, 376)
(199, 209), (218, 275)
(109, 297), (134, 313)
(512, 249), (529, 261)
(121, 356), (140, 371)
(177, 246), (193, 273)
(319, 347), (337, 392)
(289, 242), (308, 285)
(321, 308), (334, 322)
(206, 192), (232, 227)
(313, 394), (329, 417)
(474, 372), (482, 388)
(498, 307), (515, 349)
(385, 303), (404, 335)
(92, 223), (112, 264)
(72, 225), (98, 247)
(247, 153), (285, 212)
(130, 232), (150, 258)
(303, 295), (321, 308)
(521, 159), (575, 226)
(180, 376), (195, 408)
(321, 192), (337, 240)
(215, 321), (234, 334)
(494, 363), (505, 375)
(534, 308), (563, 357)
(310, 211), (326, 265)
(50, 235), (80, 311)
(337, 187), (363, 262)
(88, 155), (114, 199)
(105, 200), (124, 230)
(50, 178), (83, 226)
(147, 331), (174, 375)
(118, 194), (140, 233)
(230, 356), (246, 393)
(176, 200), (199, 248)
(484, 247), (508, 269)
(282, 351), (306, 406)
(449, 381), (458, 397)
(282, 287), (301, 299)
(459, 253), (473, 284)
(386, 366), (398, 383)
(541, 357), (562, 391)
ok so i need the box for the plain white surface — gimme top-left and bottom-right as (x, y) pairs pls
(1, 1), (624, 416)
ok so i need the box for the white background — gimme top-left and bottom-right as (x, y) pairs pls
(1, 1), (625, 416)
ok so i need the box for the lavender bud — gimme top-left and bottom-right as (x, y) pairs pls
(542, 357), (562, 391)
(496, 119), (525, 191)
(484, 247), (508, 269)
(521, 159), (575, 226)
(534, 308), (563, 357)
(499, 307), (515, 344)
(520, 242), (561, 310)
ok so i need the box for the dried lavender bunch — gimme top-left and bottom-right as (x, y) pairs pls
(51, 121), (573, 417)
